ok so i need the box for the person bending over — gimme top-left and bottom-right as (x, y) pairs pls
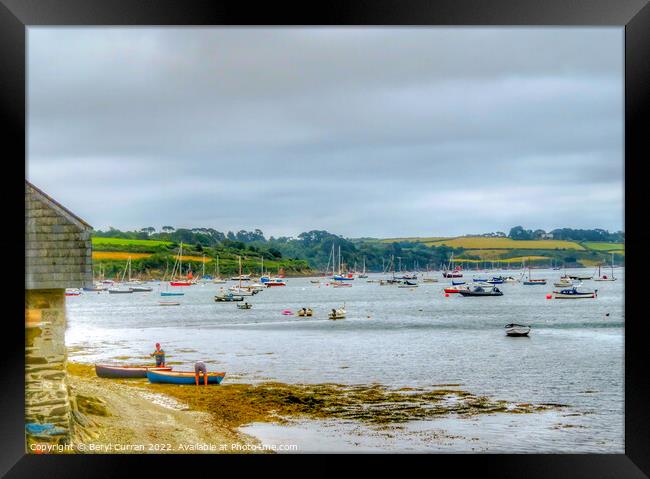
(195, 361), (208, 386)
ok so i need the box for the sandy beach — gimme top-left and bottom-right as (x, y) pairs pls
(63, 362), (566, 454)
(66, 363), (260, 453)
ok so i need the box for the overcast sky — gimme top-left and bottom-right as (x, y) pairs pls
(27, 27), (623, 238)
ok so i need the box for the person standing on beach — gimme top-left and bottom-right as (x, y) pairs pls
(194, 361), (208, 386)
(151, 343), (166, 367)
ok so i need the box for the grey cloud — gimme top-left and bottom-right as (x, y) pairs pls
(27, 27), (623, 237)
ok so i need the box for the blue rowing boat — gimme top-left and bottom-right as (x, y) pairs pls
(161, 291), (185, 296)
(146, 370), (226, 385)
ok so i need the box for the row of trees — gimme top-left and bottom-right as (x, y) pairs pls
(507, 226), (624, 242)
(93, 227), (463, 272)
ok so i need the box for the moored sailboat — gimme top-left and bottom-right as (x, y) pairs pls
(594, 253), (617, 282)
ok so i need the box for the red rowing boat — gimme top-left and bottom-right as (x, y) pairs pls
(95, 364), (173, 378)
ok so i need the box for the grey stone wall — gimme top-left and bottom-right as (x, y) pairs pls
(25, 290), (71, 446)
(25, 181), (93, 450)
(25, 182), (93, 290)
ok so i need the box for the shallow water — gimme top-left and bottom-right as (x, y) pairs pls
(65, 268), (624, 452)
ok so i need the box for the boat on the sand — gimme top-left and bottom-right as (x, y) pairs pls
(146, 370), (226, 385)
(159, 301), (180, 306)
(95, 364), (172, 378)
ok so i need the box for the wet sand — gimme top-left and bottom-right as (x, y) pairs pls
(65, 362), (564, 453)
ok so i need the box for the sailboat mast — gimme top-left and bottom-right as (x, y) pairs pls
(338, 245), (341, 275)
(239, 256), (242, 288)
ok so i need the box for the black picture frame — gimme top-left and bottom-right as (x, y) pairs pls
(3, 0), (648, 476)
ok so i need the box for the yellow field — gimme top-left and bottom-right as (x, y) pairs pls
(92, 252), (152, 260)
(420, 237), (584, 250)
(459, 249), (512, 260)
(382, 237), (449, 243)
(451, 255), (549, 264)
(179, 255), (209, 262)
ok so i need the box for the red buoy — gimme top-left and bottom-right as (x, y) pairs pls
(444, 293), (450, 297)
(546, 294), (552, 299)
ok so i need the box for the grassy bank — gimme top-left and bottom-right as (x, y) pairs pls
(91, 237), (314, 279)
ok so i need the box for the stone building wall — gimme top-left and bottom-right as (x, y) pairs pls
(25, 182), (93, 290)
(25, 290), (70, 447)
(25, 181), (93, 449)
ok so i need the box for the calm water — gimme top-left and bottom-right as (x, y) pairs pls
(65, 268), (624, 453)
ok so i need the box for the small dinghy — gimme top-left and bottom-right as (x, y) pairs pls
(297, 308), (313, 317)
(452, 280), (466, 286)
(161, 291), (184, 296)
(568, 274), (593, 281)
(159, 301), (180, 306)
(129, 286), (153, 292)
(108, 288), (133, 294)
(328, 307), (346, 320)
(458, 285), (503, 297)
(444, 285), (468, 293)
(505, 324), (531, 337)
(95, 364), (172, 378)
(83, 286), (107, 292)
(146, 370), (225, 385)
(523, 279), (547, 285)
(237, 302), (252, 309)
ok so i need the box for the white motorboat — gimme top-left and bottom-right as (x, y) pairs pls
(228, 287), (255, 296)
